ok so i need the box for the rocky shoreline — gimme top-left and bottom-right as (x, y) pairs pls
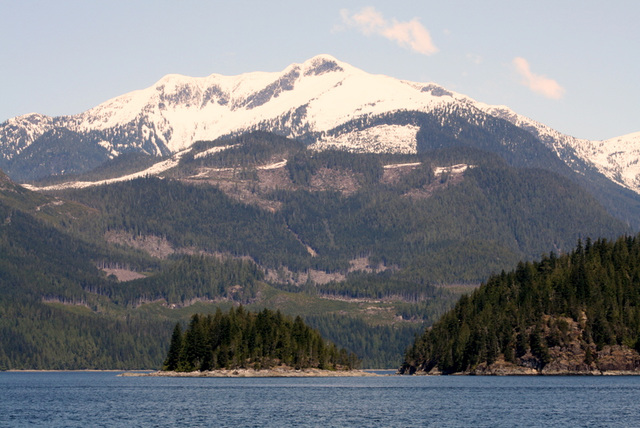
(410, 367), (640, 376)
(120, 367), (380, 378)
(408, 345), (640, 376)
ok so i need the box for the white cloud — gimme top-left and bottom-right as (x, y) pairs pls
(339, 7), (438, 56)
(513, 57), (565, 100)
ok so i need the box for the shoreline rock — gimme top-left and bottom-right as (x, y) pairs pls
(409, 370), (640, 376)
(403, 341), (640, 376)
(407, 353), (640, 376)
(121, 367), (381, 378)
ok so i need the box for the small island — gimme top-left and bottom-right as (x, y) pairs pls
(151, 307), (365, 377)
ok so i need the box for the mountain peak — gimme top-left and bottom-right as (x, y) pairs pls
(300, 54), (347, 76)
(154, 73), (194, 87)
(1, 55), (639, 197)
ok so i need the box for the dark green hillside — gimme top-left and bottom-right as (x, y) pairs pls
(0, 198), (385, 369)
(100, 255), (264, 306)
(286, 149), (384, 187)
(59, 144), (629, 284)
(274, 151), (629, 282)
(409, 108), (640, 230)
(323, 109), (640, 231)
(0, 172), (443, 369)
(0, 129), (635, 370)
(306, 313), (423, 370)
(57, 138), (630, 289)
(0, 199), (172, 369)
(64, 177), (312, 270)
(0, 169), (89, 227)
(163, 307), (359, 371)
(401, 235), (640, 375)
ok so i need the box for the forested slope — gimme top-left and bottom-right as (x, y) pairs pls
(61, 141), (630, 283)
(0, 172), (447, 369)
(0, 131), (634, 370)
(401, 235), (640, 375)
(0, 199), (172, 369)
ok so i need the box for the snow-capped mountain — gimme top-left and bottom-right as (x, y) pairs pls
(0, 54), (638, 195)
(0, 54), (467, 161)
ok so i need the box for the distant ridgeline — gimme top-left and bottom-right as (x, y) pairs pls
(401, 235), (640, 375)
(163, 307), (360, 371)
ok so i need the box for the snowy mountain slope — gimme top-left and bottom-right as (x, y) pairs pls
(577, 132), (640, 191)
(69, 54), (466, 154)
(0, 55), (477, 164)
(0, 113), (56, 161)
(0, 54), (638, 195)
(476, 104), (640, 194)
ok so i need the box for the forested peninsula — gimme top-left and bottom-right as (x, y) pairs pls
(160, 307), (361, 375)
(401, 235), (640, 375)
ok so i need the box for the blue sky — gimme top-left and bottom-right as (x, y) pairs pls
(1, 0), (637, 141)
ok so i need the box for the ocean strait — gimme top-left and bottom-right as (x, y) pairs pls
(1, 371), (639, 427)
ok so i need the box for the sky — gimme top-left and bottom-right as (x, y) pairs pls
(1, 0), (637, 141)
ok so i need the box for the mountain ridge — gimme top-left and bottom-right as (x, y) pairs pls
(2, 54), (638, 194)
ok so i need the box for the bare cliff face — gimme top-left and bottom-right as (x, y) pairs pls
(467, 345), (640, 376)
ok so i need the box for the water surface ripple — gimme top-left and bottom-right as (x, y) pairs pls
(1, 372), (638, 427)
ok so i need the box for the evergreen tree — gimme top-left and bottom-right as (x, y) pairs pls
(163, 323), (183, 371)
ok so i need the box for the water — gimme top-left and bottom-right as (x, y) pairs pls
(1, 372), (639, 427)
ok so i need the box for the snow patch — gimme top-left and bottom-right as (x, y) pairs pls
(23, 150), (188, 191)
(311, 124), (419, 154)
(384, 162), (422, 169)
(434, 164), (472, 175)
(257, 159), (287, 170)
(193, 144), (238, 159)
